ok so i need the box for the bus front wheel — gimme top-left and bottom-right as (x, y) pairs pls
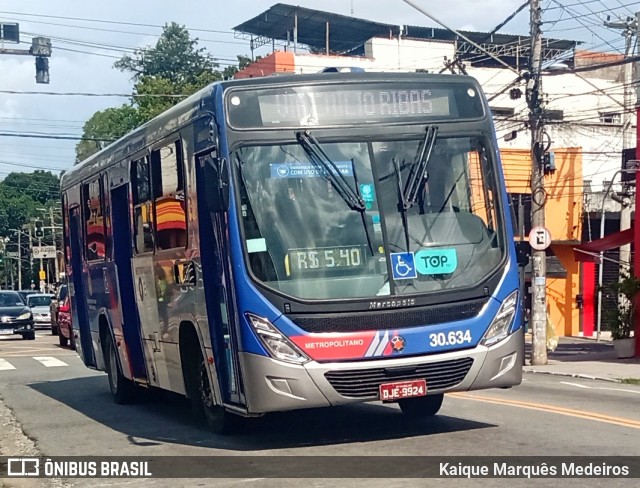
(105, 334), (136, 404)
(187, 351), (239, 435)
(398, 393), (444, 418)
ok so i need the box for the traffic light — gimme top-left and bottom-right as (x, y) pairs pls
(34, 221), (44, 238)
(30, 37), (51, 84)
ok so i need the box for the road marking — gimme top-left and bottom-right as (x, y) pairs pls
(560, 381), (640, 395)
(33, 357), (68, 367)
(450, 392), (640, 430)
(0, 358), (16, 371)
(560, 381), (590, 389)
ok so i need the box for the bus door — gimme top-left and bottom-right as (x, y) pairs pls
(111, 183), (147, 382)
(130, 154), (164, 388)
(68, 206), (96, 367)
(195, 151), (244, 406)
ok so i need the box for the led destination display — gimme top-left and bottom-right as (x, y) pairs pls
(227, 81), (485, 129)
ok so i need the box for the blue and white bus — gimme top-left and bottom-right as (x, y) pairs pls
(60, 72), (523, 433)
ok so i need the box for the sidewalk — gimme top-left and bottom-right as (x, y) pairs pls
(523, 334), (640, 383)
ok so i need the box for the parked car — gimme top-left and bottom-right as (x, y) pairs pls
(57, 295), (74, 349)
(0, 291), (35, 340)
(50, 284), (68, 336)
(26, 294), (54, 329)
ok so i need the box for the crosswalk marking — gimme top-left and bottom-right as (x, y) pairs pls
(33, 357), (69, 367)
(0, 358), (16, 370)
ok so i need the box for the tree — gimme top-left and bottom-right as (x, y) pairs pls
(114, 22), (220, 85)
(75, 105), (141, 163)
(76, 23), (228, 163)
(0, 171), (60, 236)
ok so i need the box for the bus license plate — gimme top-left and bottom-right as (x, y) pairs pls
(379, 379), (427, 401)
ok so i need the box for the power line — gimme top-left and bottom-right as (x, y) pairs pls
(0, 90), (187, 98)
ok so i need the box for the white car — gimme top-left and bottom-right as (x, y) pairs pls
(26, 294), (54, 329)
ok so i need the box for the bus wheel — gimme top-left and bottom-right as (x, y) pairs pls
(398, 394), (444, 418)
(105, 334), (136, 404)
(188, 352), (238, 435)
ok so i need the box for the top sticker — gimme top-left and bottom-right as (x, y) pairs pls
(415, 248), (457, 275)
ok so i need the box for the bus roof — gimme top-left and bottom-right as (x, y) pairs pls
(61, 71), (482, 189)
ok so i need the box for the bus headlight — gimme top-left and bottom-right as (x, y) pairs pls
(246, 313), (310, 364)
(481, 290), (518, 347)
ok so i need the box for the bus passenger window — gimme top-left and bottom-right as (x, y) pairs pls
(83, 178), (105, 261)
(132, 156), (154, 254)
(151, 141), (187, 250)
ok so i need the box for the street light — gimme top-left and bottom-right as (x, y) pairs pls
(596, 169), (635, 342)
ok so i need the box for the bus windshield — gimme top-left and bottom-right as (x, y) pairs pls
(234, 135), (504, 301)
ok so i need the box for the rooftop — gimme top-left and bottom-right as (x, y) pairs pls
(233, 3), (580, 67)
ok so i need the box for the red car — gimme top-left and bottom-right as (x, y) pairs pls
(57, 295), (75, 349)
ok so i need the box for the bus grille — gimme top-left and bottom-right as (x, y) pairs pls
(324, 357), (474, 398)
(288, 299), (487, 333)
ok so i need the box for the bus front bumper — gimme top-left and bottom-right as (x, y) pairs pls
(240, 327), (524, 414)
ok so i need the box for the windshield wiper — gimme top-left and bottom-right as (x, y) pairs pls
(296, 130), (365, 211)
(295, 130), (373, 255)
(401, 125), (438, 210)
(393, 125), (438, 252)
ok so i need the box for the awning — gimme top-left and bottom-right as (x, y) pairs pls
(573, 227), (634, 262)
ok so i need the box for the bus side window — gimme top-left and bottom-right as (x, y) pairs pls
(132, 156), (155, 254)
(83, 178), (106, 261)
(151, 140), (187, 251)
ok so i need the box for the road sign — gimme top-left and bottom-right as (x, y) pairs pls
(32, 246), (56, 259)
(529, 226), (551, 251)
(6, 251), (19, 259)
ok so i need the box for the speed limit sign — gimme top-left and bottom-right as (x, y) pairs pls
(529, 226), (551, 251)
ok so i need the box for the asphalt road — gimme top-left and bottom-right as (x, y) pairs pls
(1, 332), (640, 488)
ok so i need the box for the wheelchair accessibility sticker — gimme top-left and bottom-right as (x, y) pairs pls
(415, 248), (457, 275)
(390, 252), (417, 280)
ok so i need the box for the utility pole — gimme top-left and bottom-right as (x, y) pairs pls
(528, 0), (547, 365)
(17, 230), (21, 291)
(635, 13), (640, 357)
(49, 207), (59, 283)
(604, 15), (637, 286)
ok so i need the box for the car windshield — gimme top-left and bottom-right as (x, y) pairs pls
(234, 135), (504, 301)
(0, 292), (26, 307)
(28, 296), (52, 307)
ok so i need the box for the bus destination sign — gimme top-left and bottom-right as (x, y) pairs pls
(226, 82), (484, 129)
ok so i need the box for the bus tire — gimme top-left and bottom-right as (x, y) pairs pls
(398, 393), (444, 418)
(105, 333), (136, 404)
(186, 350), (239, 435)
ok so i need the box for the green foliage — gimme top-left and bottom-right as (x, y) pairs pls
(75, 105), (141, 163)
(114, 22), (219, 85)
(604, 272), (640, 340)
(0, 170), (60, 237)
(76, 22), (240, 164)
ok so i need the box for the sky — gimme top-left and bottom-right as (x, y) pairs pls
(0, 0), (634, 179)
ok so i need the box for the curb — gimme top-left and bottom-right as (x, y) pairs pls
(523, 369), (621, 383)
